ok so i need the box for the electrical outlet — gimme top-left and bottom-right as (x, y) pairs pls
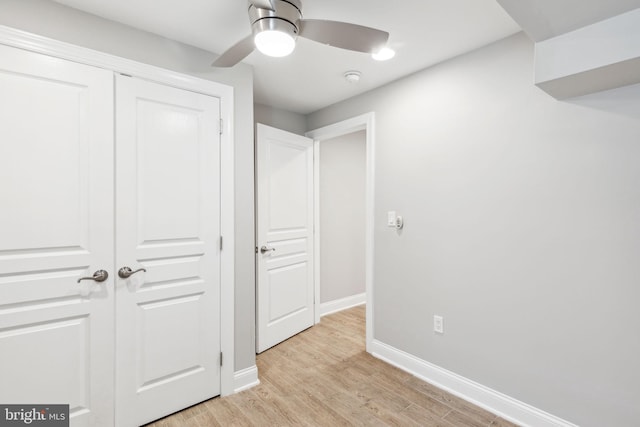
(434, 315), (444, 334)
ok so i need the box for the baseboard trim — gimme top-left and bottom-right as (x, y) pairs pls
(370, 340), (578, 427)
(233, 365), (260, 393)
(320, 293), (366, 317)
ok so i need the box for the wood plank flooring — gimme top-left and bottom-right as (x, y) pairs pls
(147, 305), (519, 426)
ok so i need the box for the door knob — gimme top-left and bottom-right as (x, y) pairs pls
(118, 266), (147, 279)
(260, 246), (275, 254)
(77, 269), (109, 283)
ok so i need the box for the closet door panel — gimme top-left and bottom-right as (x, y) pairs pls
(115, 75), (221, 427)
(0, 44), (114, 427)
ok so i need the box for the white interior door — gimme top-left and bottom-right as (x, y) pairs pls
(256, 124), (314, 353)
(115, 75), (222, 426)
(0, 45), (114, 426)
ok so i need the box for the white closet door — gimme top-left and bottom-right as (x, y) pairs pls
(115, 75), (221, 426)
(0, 45), (114, 426)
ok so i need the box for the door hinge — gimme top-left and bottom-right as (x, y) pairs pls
(220, 236), (223, 251)
(219, 118), (223, 135)
(220, 352), (223, 366)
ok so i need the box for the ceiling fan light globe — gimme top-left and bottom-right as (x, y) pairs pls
(255, 30), (296, 57)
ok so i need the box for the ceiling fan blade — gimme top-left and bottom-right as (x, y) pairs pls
(299, 19), (389, 54)
(211, 35), (255, 67)
(248, 0), (275, 10)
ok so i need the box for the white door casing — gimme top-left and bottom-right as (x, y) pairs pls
(115, 75), (221, 426)
(0, 44), (115, 426)
(256, 124), (314, 353)
(306, 113), (376, 351)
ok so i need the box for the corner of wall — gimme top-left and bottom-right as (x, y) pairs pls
(233, 365), (260, 394)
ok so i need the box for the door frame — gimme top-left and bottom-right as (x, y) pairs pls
(306, 113), (375, 352)
(0, 25), (236, 396)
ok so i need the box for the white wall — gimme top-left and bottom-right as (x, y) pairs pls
(0, 0), (257, 372)
(307, 33), (640, 427)
(254, 103), (307, 136)
(319, 131), (366, 304)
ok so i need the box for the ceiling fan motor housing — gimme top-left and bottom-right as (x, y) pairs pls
(249, 0), (303, 39)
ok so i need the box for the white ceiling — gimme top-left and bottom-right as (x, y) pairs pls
(51, 0), (523, 113)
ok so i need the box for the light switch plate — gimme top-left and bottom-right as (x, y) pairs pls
(387, 211), (397, 227)
(434, 315), (444, 334)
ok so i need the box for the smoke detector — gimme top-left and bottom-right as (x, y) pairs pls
(344, 71), (361, 83)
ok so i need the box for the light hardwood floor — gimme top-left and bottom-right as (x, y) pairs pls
(147, 306), (519, 426)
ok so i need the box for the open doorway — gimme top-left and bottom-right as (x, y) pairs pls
(317, 130), (366, 315)
(306, 113), (375, 352)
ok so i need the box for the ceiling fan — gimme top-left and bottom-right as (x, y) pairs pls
(212, 0), (390, 67)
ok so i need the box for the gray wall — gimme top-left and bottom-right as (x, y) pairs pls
(307, 33), (640, 427)
(254, 103), (307, 135)
(0, 0), (257, 372)
(319, 131), (366, 303)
